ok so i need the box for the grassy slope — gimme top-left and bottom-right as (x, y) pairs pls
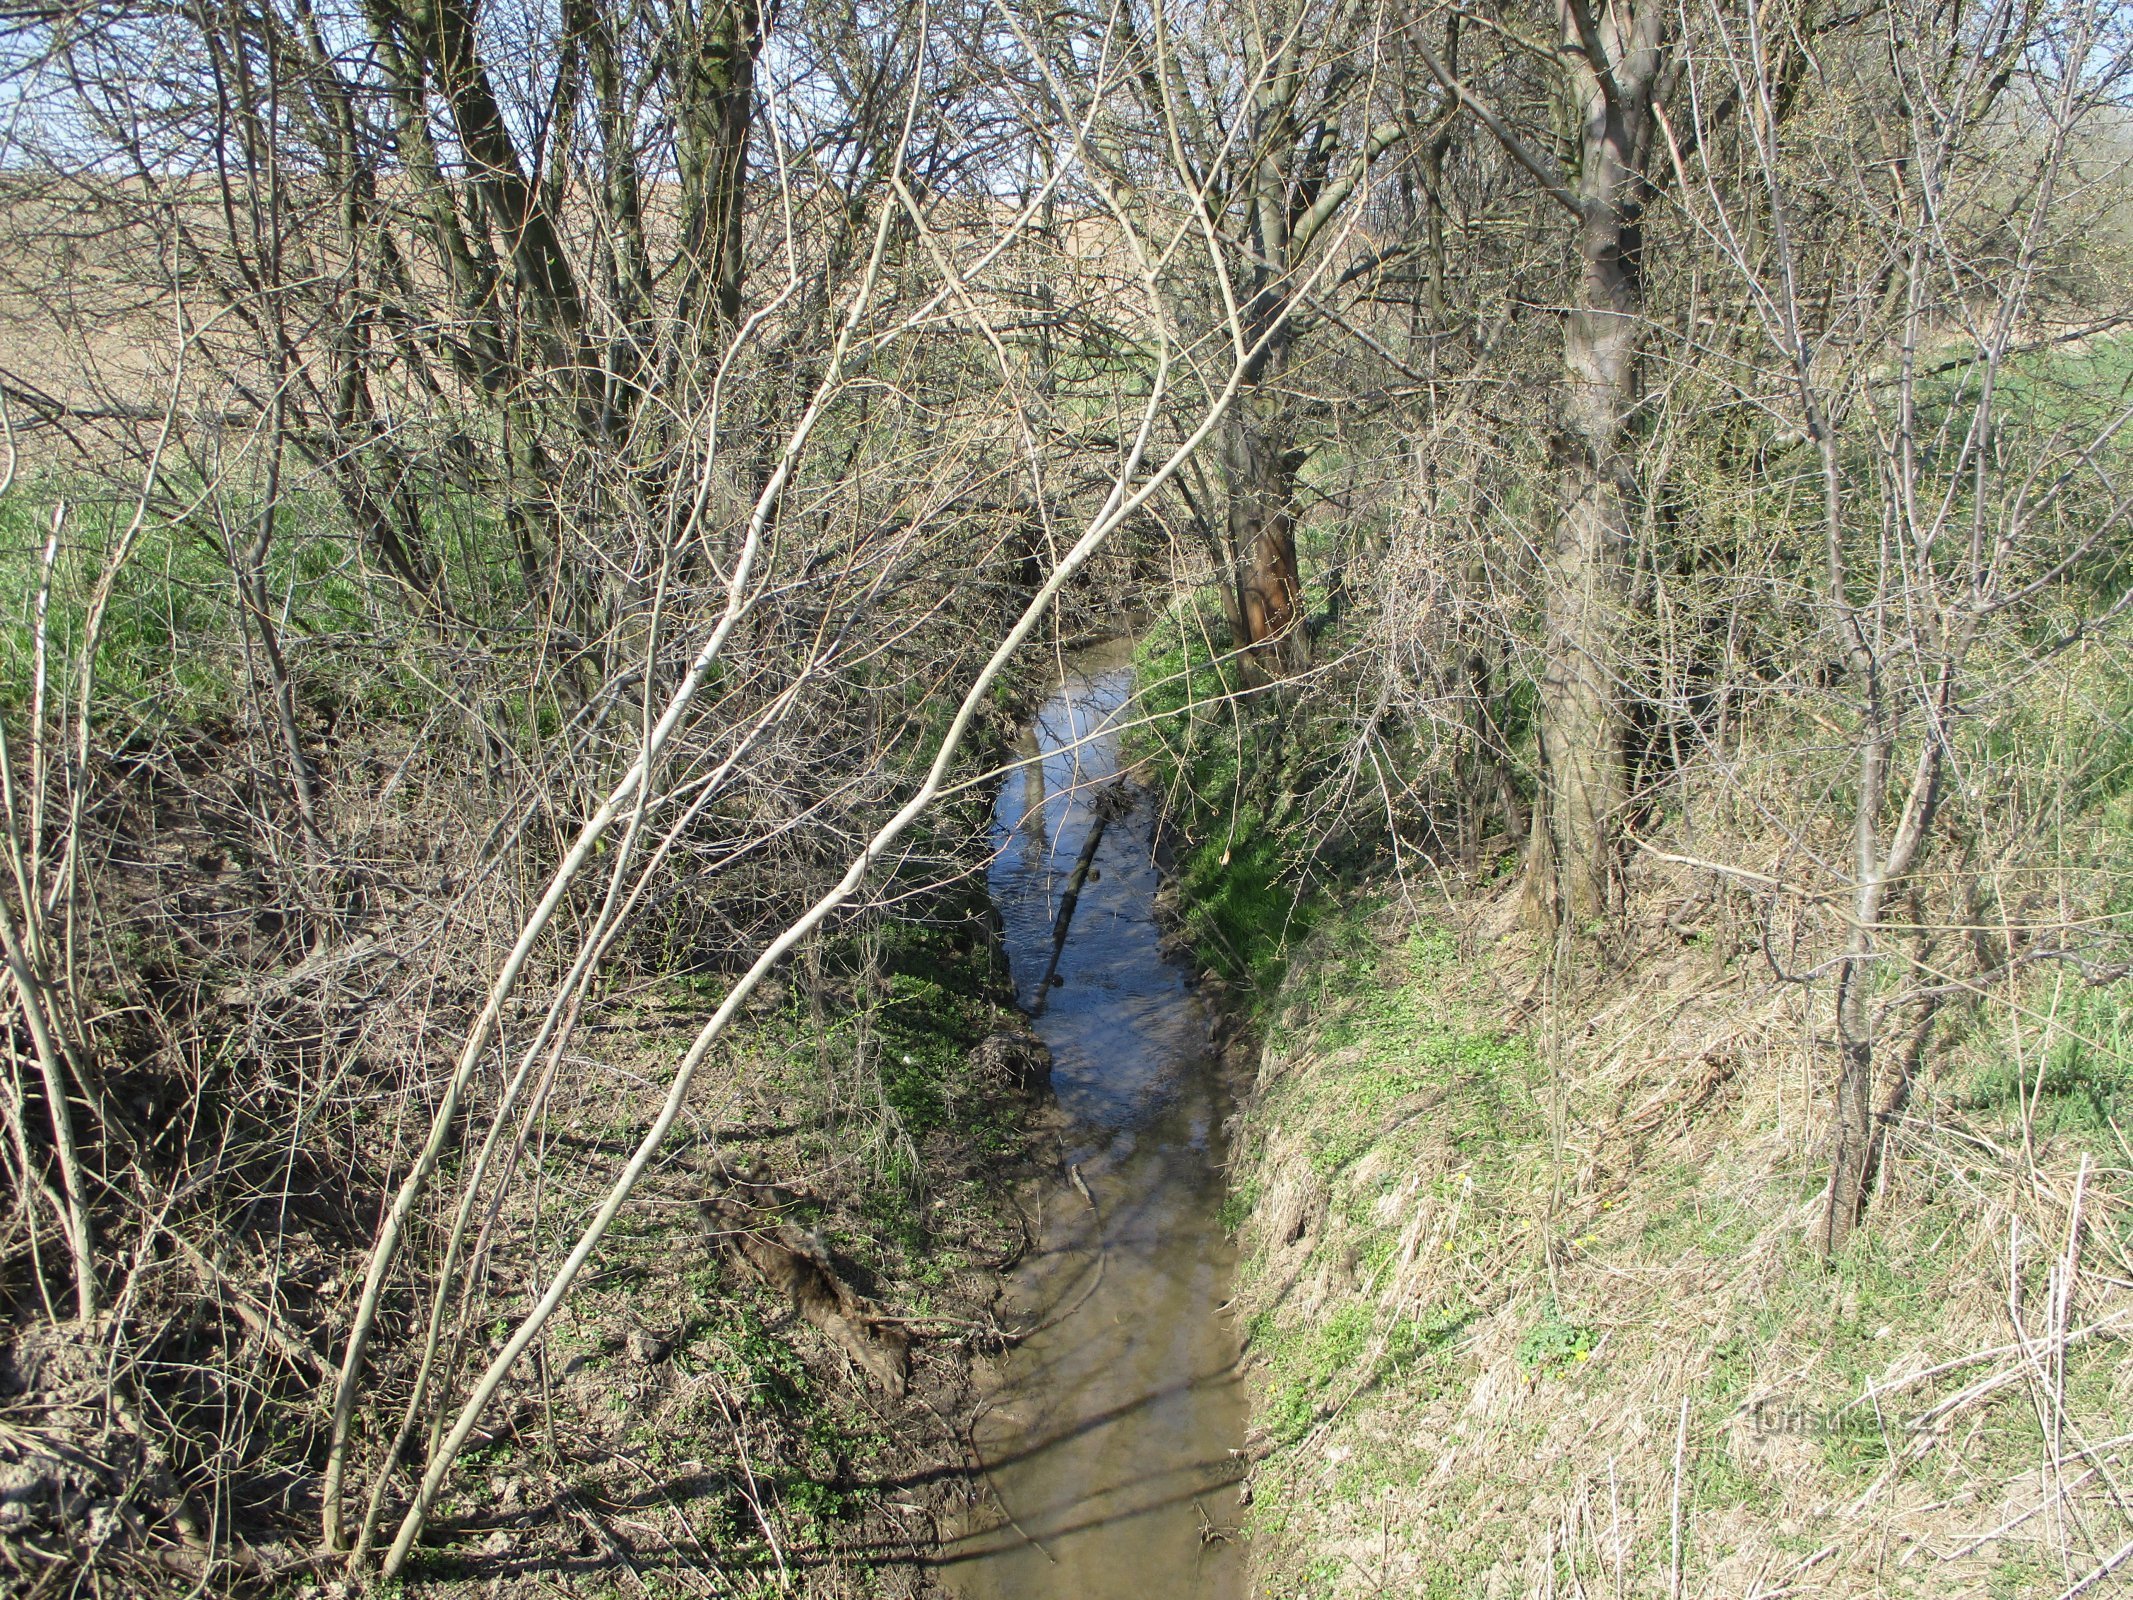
(1228, 887), (2132, 1600)
(1126, 603), (2133, 1600)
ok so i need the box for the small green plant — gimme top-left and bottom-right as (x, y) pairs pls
(780, 1473), (857, 1533)
(1516, 1301), (1596, 1373)
(1389, 1305), (1472, 1364)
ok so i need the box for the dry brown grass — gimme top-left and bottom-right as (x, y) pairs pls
(1229, 864), (2133, 1599)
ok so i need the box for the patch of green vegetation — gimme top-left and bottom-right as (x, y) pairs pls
(1126, 597), (1328, 1005)
(1292, 1555), (1345, 1595)
(1989, 1554), (2055, 1599)
(1516, 1299), (1597, 1374)
(1411, 1493), (1503, 1600)
(1260, 1301), (1472, 1445)
(0, 487), (465, 731)
(393, 1545), (476, 1581)
(1694, 1442), (1764, 1511)
(778, 1471), (861, 1535)
(1706, 1332), (1754, 1406)
(1282, 923), (1538, 1177)
(1262, 1302), (1374, 1441)
(1, 495), (238, 722)
(1954, 977), (2133, 1139)
(1634, 1172), (1759, 1260)
(699, 1301), (813, 1411)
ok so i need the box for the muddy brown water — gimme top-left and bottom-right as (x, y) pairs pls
(942, 642), (1247, 1599)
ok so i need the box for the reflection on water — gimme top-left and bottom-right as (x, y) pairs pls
(942, 641), (1246, 1599)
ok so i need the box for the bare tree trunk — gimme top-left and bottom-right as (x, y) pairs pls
(1517, 0), (1665, 930)
(1824, 903), (1884, 1253)
(1225, 404), (1303, 664)
(1526, 416), (1631, 927)
(673, 0), (760, 340)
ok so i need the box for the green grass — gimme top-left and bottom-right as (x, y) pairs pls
(0, 483), (525, 739)
(1272, 919), (1539, 1177)
(1127, 594), (1328, 1004)
(1260, 1302), (1376, 1442)
(1953, 976), (2133, 1139)
(1228, 897), (2124, 1597)
(0, 495), (238, 722)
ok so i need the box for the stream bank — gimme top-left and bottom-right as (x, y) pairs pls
(356, 639), (1255, 1598)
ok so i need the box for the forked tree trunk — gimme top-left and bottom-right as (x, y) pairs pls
(1820, 657), (1956, 1255)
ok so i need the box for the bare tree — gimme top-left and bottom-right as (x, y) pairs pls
(1669, 0), (2133, 1249)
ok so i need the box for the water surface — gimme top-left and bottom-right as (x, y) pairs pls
(943, 641), (1246, 1599)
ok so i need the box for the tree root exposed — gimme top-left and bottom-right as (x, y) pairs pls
(697, 1186), (911, 1396)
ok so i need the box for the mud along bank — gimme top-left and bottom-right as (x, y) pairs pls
(308, 670), (1068, 1598)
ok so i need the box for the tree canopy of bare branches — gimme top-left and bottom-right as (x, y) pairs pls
(1, 0), (2131, 1586)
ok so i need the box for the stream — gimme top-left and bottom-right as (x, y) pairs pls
(941, 640), (1247, 1598)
